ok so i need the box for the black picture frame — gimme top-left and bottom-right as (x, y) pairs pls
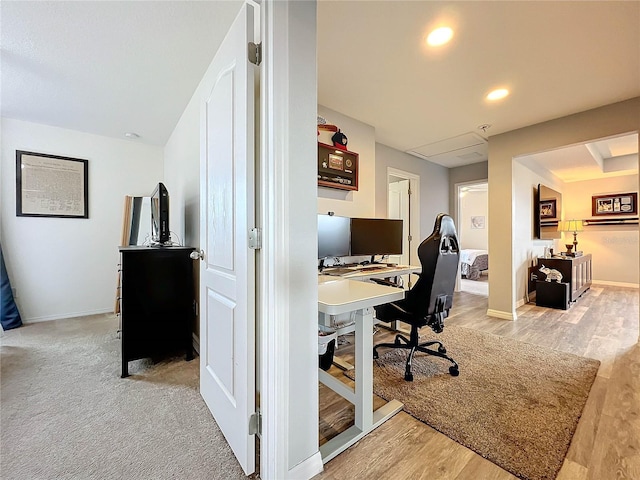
(539, 199), (556, 219)
(16, 150), (89, 218)
(592, 192), (637, 216)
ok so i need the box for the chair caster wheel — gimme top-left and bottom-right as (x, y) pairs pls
(438, 346), (447, 354)
(373, 350), (379, 359)
(449, 366), (459, 376)
(404, 372), (413, 381)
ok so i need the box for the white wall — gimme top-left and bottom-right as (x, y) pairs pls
(286, 3), (320, 470)
(512, 161), (563, 303)
(0, 118), (163, 321)
(164, 99), (201, 248)
(459, 190), (488, 250)
(563, 174), (639, 286)
(375, 143), (449, 240)
(317, 105), (376, 218)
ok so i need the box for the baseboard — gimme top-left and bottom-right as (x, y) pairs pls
(486, 309), (516, 321)
(592, 280), (639, 289)
(24, 308), (113, 323)
(515, 298), (526, 308)
(287, 451), (324, 480)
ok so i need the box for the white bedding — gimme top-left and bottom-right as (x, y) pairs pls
(460, 249), (489, 281)
(460, 249), (488, 265)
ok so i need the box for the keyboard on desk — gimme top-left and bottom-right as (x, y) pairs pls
(323, 268), (357, 276)
(359, 265), (388, 272)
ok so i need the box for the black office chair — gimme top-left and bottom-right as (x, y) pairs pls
(373, 213), (460, 381)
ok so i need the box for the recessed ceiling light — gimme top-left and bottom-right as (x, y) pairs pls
(427, 27), (454, 46)
(124, 132), (140, 139)
(486, 89), (509, 101)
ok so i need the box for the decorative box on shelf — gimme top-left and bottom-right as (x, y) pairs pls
(317, 142), (359, 191)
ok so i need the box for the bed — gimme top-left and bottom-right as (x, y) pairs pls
(460, 249), (489, 280)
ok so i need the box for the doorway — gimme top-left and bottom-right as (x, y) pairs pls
(387, 168), (420, 287)
(455, 181), (489, 296)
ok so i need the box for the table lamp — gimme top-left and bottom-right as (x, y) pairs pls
(558, 220), (583, 255)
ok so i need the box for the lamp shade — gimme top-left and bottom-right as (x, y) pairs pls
(558, 220), (584, 232)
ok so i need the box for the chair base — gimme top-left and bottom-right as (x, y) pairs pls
(373, 329), (459, 381)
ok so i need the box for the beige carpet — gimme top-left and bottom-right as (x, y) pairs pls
(355, 325), (600, 480)
(0, 314), (245, 480)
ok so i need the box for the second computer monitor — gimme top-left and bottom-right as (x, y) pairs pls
(350, 218), (403, 256)
(318, 214), (351, 259)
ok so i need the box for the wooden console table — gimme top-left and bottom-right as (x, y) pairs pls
(537, 254), (592, 303)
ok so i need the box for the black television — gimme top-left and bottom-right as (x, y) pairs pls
(151, 182), (170, 244)
(350, 218), (403, 260)
(317, 214), (351, 259)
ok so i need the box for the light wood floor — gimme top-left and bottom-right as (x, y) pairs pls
(315, 285), (640, 480)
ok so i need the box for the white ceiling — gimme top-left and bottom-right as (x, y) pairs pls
(1, 1), (639, 179)
(518, 133), (639, 183)
(1, 1), (243, 145)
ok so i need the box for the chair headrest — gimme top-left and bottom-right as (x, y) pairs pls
(433, 213), (457, 238)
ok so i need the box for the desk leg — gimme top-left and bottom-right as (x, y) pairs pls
(319, 308), (403, 464)
(354, 307), (373, 431)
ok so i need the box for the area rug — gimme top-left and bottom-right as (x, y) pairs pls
(350, 325), (600, 480)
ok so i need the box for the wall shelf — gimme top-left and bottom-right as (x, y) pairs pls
(583, 217), (638, 226)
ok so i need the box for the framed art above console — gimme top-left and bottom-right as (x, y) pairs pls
(592, 192), (637, 216)
(317, 142), (359, 191)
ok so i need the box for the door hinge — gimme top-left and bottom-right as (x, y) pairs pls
(249, 411), (261, 435)
(248, 42), (262, 66)
(408, 188), (412, 196)
(249, 227), (262, 250)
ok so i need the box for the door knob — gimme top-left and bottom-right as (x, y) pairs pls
(190, 250), (204, 260)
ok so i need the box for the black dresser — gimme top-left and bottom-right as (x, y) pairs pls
(118, 246), (195, 377)
(537, 254), (592, 305)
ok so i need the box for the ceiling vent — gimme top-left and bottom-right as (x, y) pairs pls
(407, 132), (488, 168)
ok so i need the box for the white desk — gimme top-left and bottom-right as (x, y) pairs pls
(318, 264), (420, 338)
(318, 278), (405, 463)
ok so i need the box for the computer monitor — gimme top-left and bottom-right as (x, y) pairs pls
(151, 182), (170, 244)
(317, 214), (351, 259)
(350, 218), (403, 257)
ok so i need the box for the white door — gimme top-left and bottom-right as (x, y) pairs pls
(198, 3), (258, 475)
(388, 179), (410, 266)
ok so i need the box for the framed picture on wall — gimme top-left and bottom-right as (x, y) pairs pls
(592, 192), (637, 216)
(16, 150), (89, 218)
(539, 199), (556, 219)
(471, 216), (485, 229)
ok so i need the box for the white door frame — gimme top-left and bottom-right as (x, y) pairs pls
(454, 179), (488, 291)
(259, 1), (323, 479)
(386, 167), (420, 266)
